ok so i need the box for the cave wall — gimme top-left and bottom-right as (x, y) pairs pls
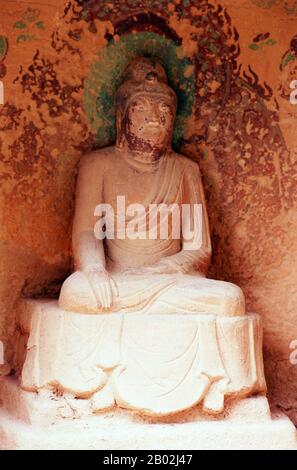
(1, 0), (297, 422)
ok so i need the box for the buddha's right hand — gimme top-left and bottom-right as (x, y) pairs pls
(83, 265), (118, 310)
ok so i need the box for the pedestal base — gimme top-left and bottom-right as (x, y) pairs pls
(18, 300), (267, 416)
(0, 377), (296, 450)
(3, 299), (295, 449)
(0, 406), (296, 450)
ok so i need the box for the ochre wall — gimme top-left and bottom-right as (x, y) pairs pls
(1, 0), (297, 423)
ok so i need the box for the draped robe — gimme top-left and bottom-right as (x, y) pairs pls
(59, 147), (245, 316)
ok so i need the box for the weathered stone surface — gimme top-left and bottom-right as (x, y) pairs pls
(1, 0), (297, 425)
(0, 378), (295, 450)
(19, 300), (266, 417)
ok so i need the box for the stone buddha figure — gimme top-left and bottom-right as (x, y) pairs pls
(19, 57), (266, 418)
(3, 57), (296, 451)
(59, 57), (245, 317)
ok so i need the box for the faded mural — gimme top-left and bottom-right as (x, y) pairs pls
(0, 0), (297, 423)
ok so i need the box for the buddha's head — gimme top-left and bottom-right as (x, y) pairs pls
(115, 57), (177, 158)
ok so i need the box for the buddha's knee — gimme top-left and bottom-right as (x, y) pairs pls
(220, 282), (245, 317)
(59, 271), (98, 313)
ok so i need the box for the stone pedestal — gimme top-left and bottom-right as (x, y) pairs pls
(19, 300), (266, 416)
(0, 299), (295, 450)
(0, 377), (296, 450)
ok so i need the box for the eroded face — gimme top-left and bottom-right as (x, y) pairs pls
(123, 94), (175, 156)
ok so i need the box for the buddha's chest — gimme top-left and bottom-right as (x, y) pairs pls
(103, 166), (182, 209)
(103, 172), (153, 207)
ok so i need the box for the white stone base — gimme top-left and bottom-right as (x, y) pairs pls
(0, 406), (296, 450)
(18, 300), (267, 416)
(0, 378), (296, 450)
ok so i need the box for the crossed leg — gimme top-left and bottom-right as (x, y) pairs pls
(59, 271), (245, 317)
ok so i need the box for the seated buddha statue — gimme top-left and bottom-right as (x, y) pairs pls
(59, 57), (245, 317)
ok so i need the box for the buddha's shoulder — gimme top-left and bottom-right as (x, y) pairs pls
(79, 146), (117, 171)
(171, 152), (201, 172)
